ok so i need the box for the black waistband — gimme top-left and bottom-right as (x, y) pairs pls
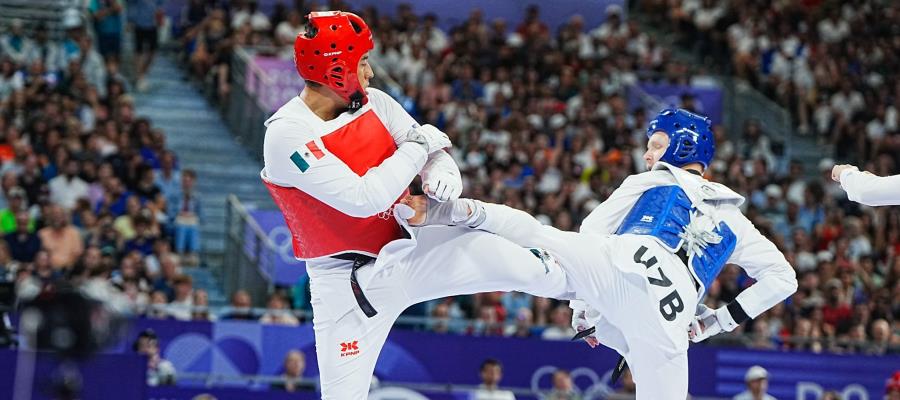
(331, 252), (376, 264)
(332, 253), (378, 318)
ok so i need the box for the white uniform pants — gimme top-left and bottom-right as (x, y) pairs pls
(306, 225), (571, 399)
(569, 235), (698, 400)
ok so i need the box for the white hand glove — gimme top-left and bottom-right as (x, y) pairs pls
(406, 124), (451, 155)
(570, 300), (600, 348)
(688, 303), (739, 343)
(421, 165), (462, 202)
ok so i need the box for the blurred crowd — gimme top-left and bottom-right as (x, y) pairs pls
(170, 0), (900, 354)
(0, 5), (204, 329)
(2, 0), (898, 359)
(649, 0), (900, 166)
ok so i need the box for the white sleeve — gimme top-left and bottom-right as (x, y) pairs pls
(840, 169), (900, 206)
(367, 88), (459, 178)
(724, 208), (798, 319)
(262, 120), (427, 218)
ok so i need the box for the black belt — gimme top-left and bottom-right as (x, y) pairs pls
(333, 253), (379, 318)
(675, 247), (701, 292)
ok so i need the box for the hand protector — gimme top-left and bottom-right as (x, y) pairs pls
(570, 300), (600, 348)
(421, 156), (462, 202)
(688, 303), (739, 343)
(406, 124), (451, 155)
(411, 198), (484, 227)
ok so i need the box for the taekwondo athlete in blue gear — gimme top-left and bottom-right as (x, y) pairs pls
(404, 108), (798, 399)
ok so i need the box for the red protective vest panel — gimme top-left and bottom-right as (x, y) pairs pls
(263, 110), (407, 259)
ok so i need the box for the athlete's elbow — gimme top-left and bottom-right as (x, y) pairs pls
(780, 265), (799, 297)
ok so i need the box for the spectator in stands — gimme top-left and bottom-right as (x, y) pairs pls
(0, 57), (24, 102)
(5, 211), (41, 263)
(48, 159), (89, 211)
(272, 350), (315, 392)
(169, 169), (201, 265)
(0, 187), (32, 233)
(155, 151), (180, 200)
(0, 19), (32, 66)
(733, 365), (775, 400)
(545, 369), (580, 400)
(89, 0), (124, 71)
(38, 206), (84, 270)
(134, 329), (176, 386)
(147, 290), (170, 319)
(504, 308), (536, 339)
(127, 0), (164, 91)
(27, 24), (64, 75)
(168, 274), (193, 320)
(221, 289), (255, 320)
(472, 358), (515, 400)
(259, 292), (299, 326)
(540, 305), (575, 340)
(191, 288), (213, 321)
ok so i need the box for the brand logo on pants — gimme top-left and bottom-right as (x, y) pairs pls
(340, 341), (360, 357)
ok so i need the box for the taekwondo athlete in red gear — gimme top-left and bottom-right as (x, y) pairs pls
(406, 109), (798, 399)
(259, 11), (572, 399)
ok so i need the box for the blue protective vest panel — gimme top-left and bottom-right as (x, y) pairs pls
(691, 221), (737, 290)
(616, 185), (737, 290)
(615, 186), (693, 251)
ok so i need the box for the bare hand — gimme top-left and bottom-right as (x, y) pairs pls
(831, 164), (858, 182)
(398, 195), (428, 225)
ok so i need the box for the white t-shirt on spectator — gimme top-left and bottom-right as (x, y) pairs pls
(817, 18), (850, 44)
(733, 391), (775, 400)
(232, 10), (271, 31)
(275, 21), (303, 46)
(830, 90), (864, 120)
(0, 71), (24, 101)
(540, 325), (575, 340)
(472, 386), (516, 400)
(483, 81), (512, 105)
(866, 118), (885, 141)
(169, 298), (194, 321)
(48, 175), (89, 210)
(694, 5), (723, 30)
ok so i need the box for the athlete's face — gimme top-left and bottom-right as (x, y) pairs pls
(644, 131), (669, 169)
(358, 52), (374, 90)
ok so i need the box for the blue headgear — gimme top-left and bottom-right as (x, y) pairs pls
(646, 108), (715, 170)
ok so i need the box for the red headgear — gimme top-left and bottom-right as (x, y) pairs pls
(294, 11), (374, 110)
(888, 371), (900, 393)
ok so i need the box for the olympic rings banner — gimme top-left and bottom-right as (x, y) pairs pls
(248, 209), (308, 286)
(100, 318), (900, 400)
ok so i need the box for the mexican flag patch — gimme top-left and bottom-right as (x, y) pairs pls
(290, 141), (325, 172)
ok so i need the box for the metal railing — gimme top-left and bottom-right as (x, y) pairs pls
(222, 46), (274, 163)
(720, 76), (795, 160)
(223, 194), (277, 306)
(139, 304), (900, 355)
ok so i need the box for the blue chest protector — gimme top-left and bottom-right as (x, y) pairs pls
(615, 185), (737, 291)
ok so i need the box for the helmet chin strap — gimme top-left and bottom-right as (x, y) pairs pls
(346, 90), (365, 113)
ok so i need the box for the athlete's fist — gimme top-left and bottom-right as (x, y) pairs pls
(570, 300), (600, 348)
(688, 303), (739, 343)
(831, 164), (858, 182)
(406, 124), (451, 154)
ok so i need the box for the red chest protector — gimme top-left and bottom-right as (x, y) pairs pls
(263, 110), (407, 259)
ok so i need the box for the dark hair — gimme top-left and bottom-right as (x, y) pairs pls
(133, 329), (158, 351)
(480, 358), (502, 371)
